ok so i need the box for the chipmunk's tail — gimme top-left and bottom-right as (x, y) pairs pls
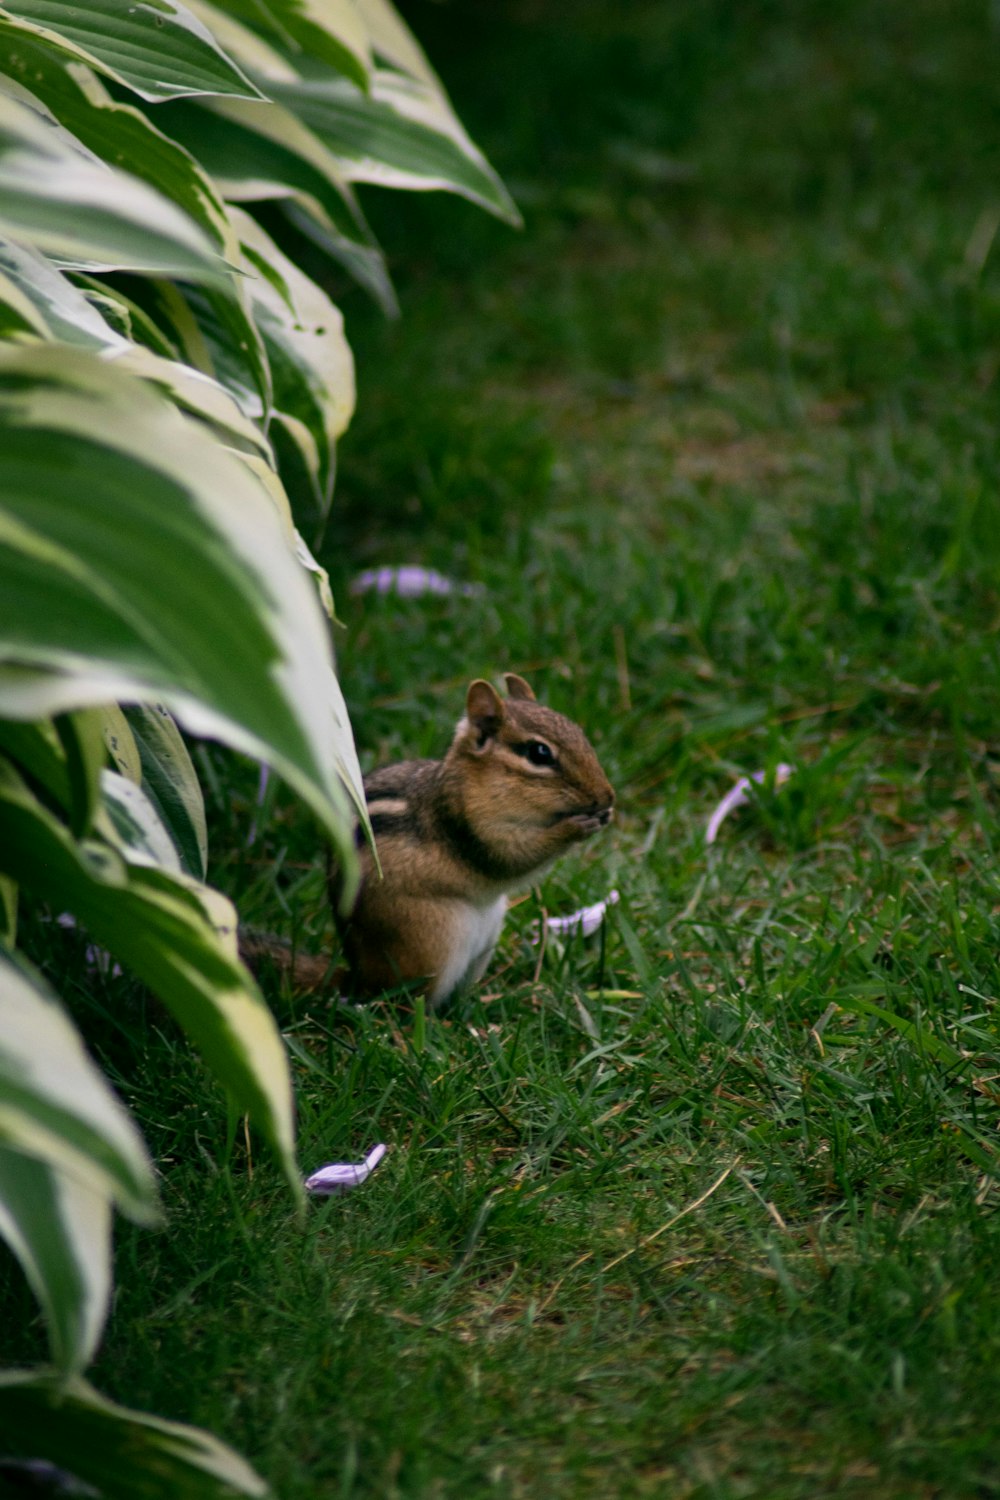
(238, 931), (346, 994)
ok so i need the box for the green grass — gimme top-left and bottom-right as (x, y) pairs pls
(7, 0), (1000, 1494)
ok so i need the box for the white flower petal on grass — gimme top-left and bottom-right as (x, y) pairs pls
(304, 1143), (387, 1196)
(537, 890), (620, 941)
(350, 565), (484, 599)
(705, 764), (794, 845)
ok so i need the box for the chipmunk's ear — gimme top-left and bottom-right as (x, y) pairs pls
(503, 673), (536, 702)
(466, 679), (505, 747)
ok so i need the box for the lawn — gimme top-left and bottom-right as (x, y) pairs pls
(7, 0), (1000, 1494)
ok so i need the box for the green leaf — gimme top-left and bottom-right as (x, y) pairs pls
(0, 951), (157, 1221)
(0, 241), (273, 449)
(0, 1144), (111, 1372)
(2, 707), (120, 843)
(98, 767), (185, 873)
(0, 761), (301, 1194)
(0, 715), (70, 807)
(0, 234), (130, 349)
(0, 342), (363, 870)
(267, 68), (521, 224)
(0, 33), (236, 254)
(0, 1), (262, 102)
(0, 241), (267, 455)
(0, 77), (226, 279)
(354, 0), (439, 87)
(234, 449), (336, 617)
(188, 0), (295, 82)
(171, 275), (272, 417)
(0, 251), (45, 336)
(122, 704), (208, 880)
(99, 703), (141, 782)
(0, 1371), (269, 1498)
(94, 733), (203, 882)
(0, 245), (256, 455)
(126, 343), (276, 456)
(282, 194), (396, 314)
(232, 205), (354, 511)
(53, 708), (105, 839)
(0, 872), (15, 943)
(73, 272), (183, 358)
(160, 94), (396, 311)
(206, 0), (370, 90)
(188, 1), (516, 221)
(119, 271), (272, 419)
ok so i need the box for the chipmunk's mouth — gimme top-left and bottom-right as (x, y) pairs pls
(553, 804), (614, 835)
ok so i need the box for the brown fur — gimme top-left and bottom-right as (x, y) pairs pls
(333, 674), (614, 1007)
(237, 931), (345, 993)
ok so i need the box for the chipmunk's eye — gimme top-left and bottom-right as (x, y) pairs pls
(525, 740), (556, 767)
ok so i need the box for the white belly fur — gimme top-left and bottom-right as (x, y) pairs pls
(429, 896), (507, 1007)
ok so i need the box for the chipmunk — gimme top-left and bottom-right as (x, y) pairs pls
(331, 673), (614, 1008)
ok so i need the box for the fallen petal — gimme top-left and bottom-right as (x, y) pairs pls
(305, 1143), (387, 1196)
(541, 889), (620, 940)
(350, 565), (483, 599)
(705, 763), (794, 844)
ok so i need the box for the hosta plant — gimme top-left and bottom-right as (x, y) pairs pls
(0, 1), (516, 1493)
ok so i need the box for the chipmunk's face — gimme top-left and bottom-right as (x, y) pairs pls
(452, 675), (615, 854)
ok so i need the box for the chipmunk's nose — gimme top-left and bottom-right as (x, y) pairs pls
(597, 806), (613, 826)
